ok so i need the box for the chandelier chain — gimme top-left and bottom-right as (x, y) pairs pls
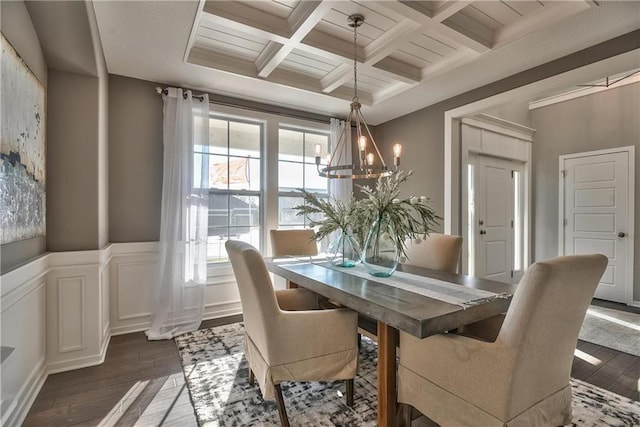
(353, 21), (358, 103)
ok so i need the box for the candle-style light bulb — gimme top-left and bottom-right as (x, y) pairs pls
(367, 153), (374, 165)
(314, 143), (321, 165)
(393, 143), (402, 158)
(326, 154), (331, 164)
(393, 143), (402, 168)
(358, 135), (367, 151)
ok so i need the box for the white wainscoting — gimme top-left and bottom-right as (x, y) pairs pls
(109, 242), (242, 335)
(0, 242), (242, 426)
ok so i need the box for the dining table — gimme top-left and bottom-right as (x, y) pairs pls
(265, 257), (517, 427)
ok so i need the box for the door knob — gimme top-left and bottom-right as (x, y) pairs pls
(479, 220), (484, 226)
(618, 232), (626, 238)
(480, 230), (486, 235)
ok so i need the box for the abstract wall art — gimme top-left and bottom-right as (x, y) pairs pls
(0, 33), (46, 244)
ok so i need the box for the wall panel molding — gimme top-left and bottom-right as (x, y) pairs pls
(1, 241), (243, 424)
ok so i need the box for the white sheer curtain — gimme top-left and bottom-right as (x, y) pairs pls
(328, 118), (352, 201)
(146, 88), (210, 340)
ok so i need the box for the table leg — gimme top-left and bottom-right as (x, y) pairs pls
(286, 280), (299, 289)
(377, 321), (398, 427)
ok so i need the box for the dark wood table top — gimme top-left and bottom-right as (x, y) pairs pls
(266, 258), (517, 339)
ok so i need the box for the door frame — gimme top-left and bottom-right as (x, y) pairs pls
(558, 146), (635, 304)
(460, 115), (534, 276)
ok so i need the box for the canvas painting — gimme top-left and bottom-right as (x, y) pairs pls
(0, 33), (46, 244)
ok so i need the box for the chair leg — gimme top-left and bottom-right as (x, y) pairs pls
(346, 378), (354, 407)
(274, 383), (290, 427)
(401, 403), (413, 427)
(358, 333), (362, 350)
(248, 367), (255, 386)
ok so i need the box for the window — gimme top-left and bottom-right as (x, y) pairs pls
(277, 128), (329, 228)
(200, 116), (263, 263)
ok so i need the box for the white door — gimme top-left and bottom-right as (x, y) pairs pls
(473, 155), (516, 284)
(560, 149), (633, 303)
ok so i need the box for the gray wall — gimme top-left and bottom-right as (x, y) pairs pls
(46, 70), (102, 251)
(0, 0), (48, 272)
(531, 82), (640, 299)
(109, 75), (163, 242)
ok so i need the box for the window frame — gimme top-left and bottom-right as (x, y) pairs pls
(202, 103), (330, 281)
(277, 126), (330, 229)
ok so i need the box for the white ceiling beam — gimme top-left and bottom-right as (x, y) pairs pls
(432, 1), (473, 22)
(255, 41), (287, 78)
(320, 63), (352, 93)
(373, 1), (491, 52)
(202, 1), (289, 40)
(363, 18), (422, 66)
(255, 0), (331, 78)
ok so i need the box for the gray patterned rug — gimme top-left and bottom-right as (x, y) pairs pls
(175, 323), (640, 426)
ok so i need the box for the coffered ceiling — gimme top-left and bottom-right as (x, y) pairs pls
(93, 1), (640, 124)
(187, 0), (591, 106)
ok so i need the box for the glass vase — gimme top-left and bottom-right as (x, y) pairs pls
(326, 231), (361, 268)
(362, 216), (399, 277)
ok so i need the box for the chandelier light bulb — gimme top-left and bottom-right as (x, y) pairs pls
(393, 143), (402, 158)
(358, 135), (367, 151)
(367, 153), (374, 165)
(315, 144), (322, 156)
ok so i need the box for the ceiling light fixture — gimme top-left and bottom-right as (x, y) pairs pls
(315, 14), (401, 179)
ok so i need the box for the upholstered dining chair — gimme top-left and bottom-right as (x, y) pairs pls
(270, 229), (318, 289)
(358, 234), (464, 339)
(398, 254), (608, 427)
(270, 228), (318, 257)
(403, 233), (463, 273)
(225, 240), (358, 427)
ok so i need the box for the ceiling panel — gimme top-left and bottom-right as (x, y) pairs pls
(471, 1), (523, 27)
(388, 50), (430, 69)
(240, 0), (295, 19)
(505, 1), (545, 17)
(175, 0), (616, 108)
(459, 5), (504, 32)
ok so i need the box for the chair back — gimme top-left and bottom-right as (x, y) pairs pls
(496, 254), (607, 410)
(225, 240), (280, 358)
(404, 234), (462, 273)
(270, 229), (318, 257)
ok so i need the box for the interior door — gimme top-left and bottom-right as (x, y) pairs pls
(561, 150), (631, 303)
(474, 155), (515, 284)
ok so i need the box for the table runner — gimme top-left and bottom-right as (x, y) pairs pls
(314, 261), (510, 309)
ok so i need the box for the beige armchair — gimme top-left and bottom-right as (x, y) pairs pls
(225, 240), (358, 427)
(398, 254), (607, 427)
(270, 229), (318, 257)
(404, 233), (463, 273)
(270, 229), (318, 289)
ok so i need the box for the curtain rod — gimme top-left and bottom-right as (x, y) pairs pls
(156, 87), (205, 102)
(154, 87), (335, 124)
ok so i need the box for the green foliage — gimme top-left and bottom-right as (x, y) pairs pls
(293, 171), (441, 259)
(356, 171), (441, 259)
(292, 190), (359, 242)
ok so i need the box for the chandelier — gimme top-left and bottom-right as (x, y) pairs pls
(315, 14), (402, 179)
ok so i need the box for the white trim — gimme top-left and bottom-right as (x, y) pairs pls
(459, 117), (533, 277)
(0, 357), (47, 427)
(444, 49), (640, 236)
(529, 72), (640, 110)
(558, 146), (635, 305)
(57, 276), (86, 353)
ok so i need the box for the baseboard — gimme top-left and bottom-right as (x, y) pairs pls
(1, 357), (47, 427)
(47, 333), (111, 375)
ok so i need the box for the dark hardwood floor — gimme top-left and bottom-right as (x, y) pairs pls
(24, 313), (638, 426)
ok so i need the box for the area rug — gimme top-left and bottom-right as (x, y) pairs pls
(579, 305), (640, 356)
(175, 323), (640, 426)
